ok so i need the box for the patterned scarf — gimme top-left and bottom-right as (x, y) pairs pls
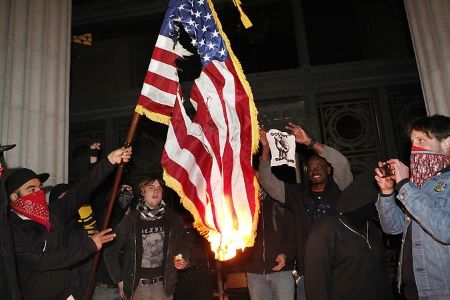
(410, 145), (450, 188)
(10, 190), (51, 231)
(136, 199), (166, 221)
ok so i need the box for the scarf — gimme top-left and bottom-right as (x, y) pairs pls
(410, 145), (450, 188)
(10, 190), (51, 231)
(136, 199), (166, 221)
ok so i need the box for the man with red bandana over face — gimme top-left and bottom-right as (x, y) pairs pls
(5, 146), (132, 300)
(375, 114), (450, 300)
(258, 123), (353, 299)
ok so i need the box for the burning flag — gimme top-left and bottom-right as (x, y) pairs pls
(135, 0), (259, 260)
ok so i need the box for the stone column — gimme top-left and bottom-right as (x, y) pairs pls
(404, 0), (450, 116)
(0, 0), (71, 185)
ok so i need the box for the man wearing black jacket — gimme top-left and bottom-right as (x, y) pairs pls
(305, 173), (393, 300)
(244, 192), (296, 300)
(6, 146), (131, 300)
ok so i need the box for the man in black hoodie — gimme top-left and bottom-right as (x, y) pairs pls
(304, 172), (393, 300)
(243, 191), (297, 300)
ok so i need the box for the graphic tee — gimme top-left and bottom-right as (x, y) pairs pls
(137, 216), (165, 280)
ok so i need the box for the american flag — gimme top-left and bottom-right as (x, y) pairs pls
(135, 0), (259, 260)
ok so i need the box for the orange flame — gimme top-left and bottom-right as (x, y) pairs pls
(204, 194), (256, 261)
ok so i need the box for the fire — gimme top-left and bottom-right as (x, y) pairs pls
(208, 229), (247, 261)
(205, 194), (257, 261)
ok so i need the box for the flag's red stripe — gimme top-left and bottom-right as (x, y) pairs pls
(143, 71), (178, 95)
(169, 104), (214, 180)
(151, 47), (180, 66)
(161, 149), (207, 219)
(137, 95), (173, 117)
(225, 59), (257, 215)
(191, 83), (222, 173)
(203, 63), (236, 221)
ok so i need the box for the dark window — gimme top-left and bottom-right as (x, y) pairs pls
(302, 0), (414, 65)
(218, 0), (299, 72)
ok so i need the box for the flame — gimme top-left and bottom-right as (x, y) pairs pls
(205, 194), (256, 261)
(208, 229), (250, 261)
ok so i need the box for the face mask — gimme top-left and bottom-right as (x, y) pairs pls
(10, 190), (51, 231)
(117, 185), (133, 210)
(410, 145), (450, 188)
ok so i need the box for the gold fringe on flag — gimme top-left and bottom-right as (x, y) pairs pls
(135, 104), (171, 125)
(232, 0), (253, 29)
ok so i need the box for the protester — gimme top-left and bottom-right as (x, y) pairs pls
(49, 183), (93, 300)
(0, 144), (21, 300)
(174, 212), (214, 300)
(258, 123), (353, 299)
(87, 142), (133, 300)
(92, 183), (133, 300)
(104, 176), (188, 300)
(305, 172), (393, 300)
(375, 114), (450, 300)
(243, 189), (296, 300)
(6, 146), (131, 300)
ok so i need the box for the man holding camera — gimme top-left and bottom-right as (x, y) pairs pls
(375, 114), (450, 300)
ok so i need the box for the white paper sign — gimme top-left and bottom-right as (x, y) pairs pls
(266, 129), (296, 168)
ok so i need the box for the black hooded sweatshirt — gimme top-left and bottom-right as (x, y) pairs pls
(304, 173), (394, 300)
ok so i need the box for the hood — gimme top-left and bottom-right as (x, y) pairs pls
(335, 172), (378, 215)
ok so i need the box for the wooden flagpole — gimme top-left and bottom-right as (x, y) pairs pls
(83, 112), (141, 300)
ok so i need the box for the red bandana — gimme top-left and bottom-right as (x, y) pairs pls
(10, 190), (51, 231)
(0, 163), (3, 179)
(410, 146), (450, 188)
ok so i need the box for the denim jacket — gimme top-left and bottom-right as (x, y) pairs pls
(376, 167), (450, 299)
